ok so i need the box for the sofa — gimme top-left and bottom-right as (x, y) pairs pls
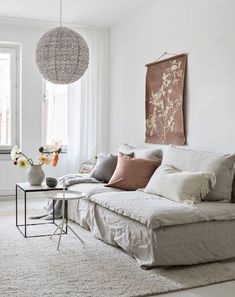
(67, 145), (235, 268)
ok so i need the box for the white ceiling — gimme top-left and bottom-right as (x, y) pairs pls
(0, 0), (147, 27)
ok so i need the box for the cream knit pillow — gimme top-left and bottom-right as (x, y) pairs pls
(118, 143), (162, 161)
(144, 165), (216, 203)
(162, 145), (235, 202)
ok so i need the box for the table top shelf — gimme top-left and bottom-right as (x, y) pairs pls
(16, 182), (66, 192)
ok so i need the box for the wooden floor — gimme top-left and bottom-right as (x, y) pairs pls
(1, 196), (235, 297)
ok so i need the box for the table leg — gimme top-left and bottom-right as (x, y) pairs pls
(15, 185), (18, 227)
(57, 199), (65, 250)
(24, 191), (27, 238)
(50, 222), (62, 239)
(53, 199), (55, 223)
(66, 224), (84, 244)
(65, 200), (68, 234)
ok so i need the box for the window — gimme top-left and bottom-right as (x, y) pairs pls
(0, 46), (18, 152)
(43, 81), (68, 149)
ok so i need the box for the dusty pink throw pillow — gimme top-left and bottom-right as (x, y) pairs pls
(106, 153), (161, 191)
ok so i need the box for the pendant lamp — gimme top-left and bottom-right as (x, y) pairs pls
(35, 0), (89, 84)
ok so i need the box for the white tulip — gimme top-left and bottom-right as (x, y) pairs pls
(10, 145), (21, 160)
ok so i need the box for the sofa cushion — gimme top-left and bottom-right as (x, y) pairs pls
(118, 143), (162, 161)
(162, 145), (235, 202)
(144, 164), (216, 203)
(91, 153), (117, 183)
(106, 153), (161, 191)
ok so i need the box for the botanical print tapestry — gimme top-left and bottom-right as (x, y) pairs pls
(145, 54), (187, 145)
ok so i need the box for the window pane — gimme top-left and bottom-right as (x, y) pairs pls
(0, 53), (11, 145)
(44, 81), (68, 146)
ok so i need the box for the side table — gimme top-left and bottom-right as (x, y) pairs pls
(47, 190), (86, 250)
(16, 182), (67, 238)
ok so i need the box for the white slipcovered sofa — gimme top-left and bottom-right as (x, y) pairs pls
(67, 145), (235, 268)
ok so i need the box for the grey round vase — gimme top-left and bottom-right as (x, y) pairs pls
(28, 165), (45, 186)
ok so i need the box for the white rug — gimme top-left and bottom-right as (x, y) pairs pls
(1, 215), (235, 297)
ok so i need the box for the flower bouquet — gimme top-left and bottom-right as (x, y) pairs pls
(11, 145), (61, 185)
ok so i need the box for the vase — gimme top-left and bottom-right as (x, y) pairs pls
(28, 165), (45, 186)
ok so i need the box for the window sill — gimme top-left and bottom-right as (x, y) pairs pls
(0, 150), (11, 154)
(43, 150), (67, 154)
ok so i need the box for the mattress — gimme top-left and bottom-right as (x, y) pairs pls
(67, 183), (235, 267)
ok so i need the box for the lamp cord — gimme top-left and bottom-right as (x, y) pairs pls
(60, 0), (62, 27)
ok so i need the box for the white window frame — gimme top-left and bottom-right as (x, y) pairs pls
(0, 44), (19, 153)
(42, 80), (68, 153)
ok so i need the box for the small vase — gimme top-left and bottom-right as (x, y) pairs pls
(28, 165), (45, 186)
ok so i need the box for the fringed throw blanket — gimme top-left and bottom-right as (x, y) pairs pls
(31, 174), (101, 220)
(57, 174), (100, 187)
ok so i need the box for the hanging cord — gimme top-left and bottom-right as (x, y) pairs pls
(154, 51), (179, 62)
(60, 0), (62, 27)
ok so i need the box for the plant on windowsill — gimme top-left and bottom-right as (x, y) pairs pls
(11, 145), (61, 186)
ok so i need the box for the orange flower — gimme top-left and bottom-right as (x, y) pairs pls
(53, 153), (59, 167)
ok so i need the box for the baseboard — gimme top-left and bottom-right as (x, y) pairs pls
(0, 194), (14, 200)
(0, 190), (47, 199)
(0, 190), (15, 197)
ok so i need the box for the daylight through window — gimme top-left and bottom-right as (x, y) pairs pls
(0, 47), (17, 151)
(44, 81), (68, 148)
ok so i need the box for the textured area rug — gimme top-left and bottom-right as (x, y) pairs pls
(1, 215), (235, 297)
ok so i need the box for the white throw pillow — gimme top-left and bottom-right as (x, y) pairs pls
(162, 145), (235, 202)
(144, 165), (216, 203)
(118, 143), (162, 161)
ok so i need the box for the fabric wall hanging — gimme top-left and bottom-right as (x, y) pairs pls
(145, 53), (187, 145)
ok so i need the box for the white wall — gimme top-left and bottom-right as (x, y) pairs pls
(0, 19), (109, 195)
(0, 20), (74, 194)
(109, 0), (235, 154)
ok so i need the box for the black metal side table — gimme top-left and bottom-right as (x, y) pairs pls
(15, 182), (68, 238)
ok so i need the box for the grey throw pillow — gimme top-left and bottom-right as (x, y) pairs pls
(91, 154), (118, 183)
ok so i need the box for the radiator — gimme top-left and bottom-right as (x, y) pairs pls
(0, 160), (26, 195)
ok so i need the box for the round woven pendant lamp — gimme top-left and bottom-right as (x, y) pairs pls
(35, 0), (89, 84)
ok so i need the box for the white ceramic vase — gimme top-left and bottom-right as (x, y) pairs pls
(28, 165), (45, 186)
